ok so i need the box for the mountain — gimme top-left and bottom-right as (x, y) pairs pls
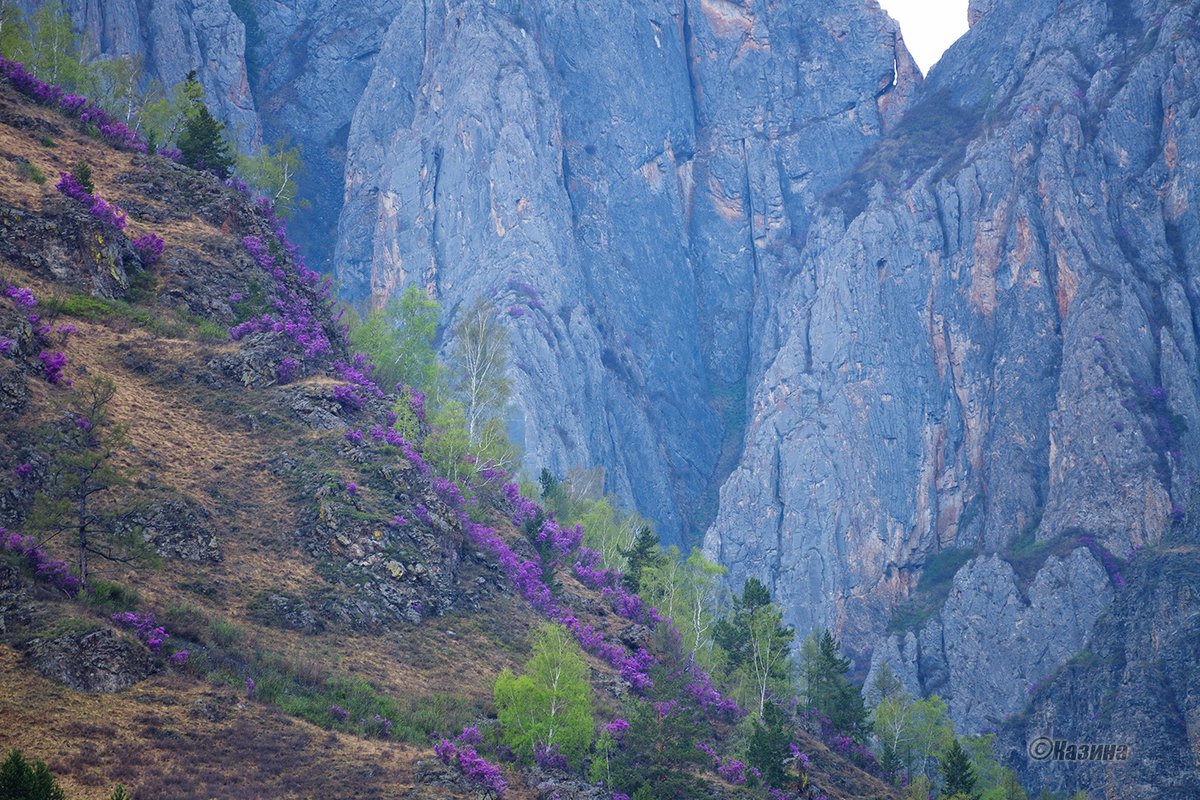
(708, 0), (1199, 736)
(9, 0), (1199, 794)
(0, 73), (898, 799)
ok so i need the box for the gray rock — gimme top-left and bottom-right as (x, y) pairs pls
(335, 0), (918, 545)
(872, 550), (1113, 732)
(705, 0), (1200, 734)
(124, 496), (221, 562)
(999, 544), (1200, 798)
(27, 628), (158, 692)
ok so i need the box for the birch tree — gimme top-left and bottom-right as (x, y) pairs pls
(494, 623), (594, 767)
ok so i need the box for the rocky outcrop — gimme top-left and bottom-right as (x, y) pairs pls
(335, 0), (918, 544)
(704, 0), (1200, 733)
(26, 627), (158, 692)
(998, 543), (1200, 799)
(123, 495), (221, 562)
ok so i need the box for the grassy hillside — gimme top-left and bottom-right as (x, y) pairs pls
(0, 76), (899, 800)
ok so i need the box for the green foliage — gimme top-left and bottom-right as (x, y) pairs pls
(108, 786), (132, 800)
(494, 623), (594, 767)
(939, 737), (980, 800)
(141, 73), (204, 150)
(176, 76), (235, 178)
(82, 579), (140, 613)
(865, 661), (904, 711)
(91, 54), (144, 124)
(888, 547), (978, 634)
(0, 3), (33, 64)
(873, 691), (954, 780)
(606, 633), (707, 799)
(716, 579), (795, 720)
(349, 286), (441, 395)
(746, 701), (794, 787)
(0, 749), (66, 800)
(236, 141), (306, 217)
(70, 161), (94, 194)
(619, 526), (662, 593)
(26, 377), (143, 584)
(15, 160), (45, 184)
(447, 297), (511, 447)
(797, 628), (866, 735)
(26, 1), (88, 91)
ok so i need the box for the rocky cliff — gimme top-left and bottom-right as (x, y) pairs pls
(705, 0), (1200, 738)
(335, 0), (919, 543)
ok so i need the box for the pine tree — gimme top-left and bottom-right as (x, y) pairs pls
(176, 73), (234, 178)
(619, 525), (661, 593)
(746, 700), (793, 786)
(938, 737), (979, 800)
(0, 749), (66, 800)
(799, 628), (867, 735)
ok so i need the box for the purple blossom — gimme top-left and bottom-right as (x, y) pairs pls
(38, 351), (68, 384)
(277, 356), (299, 384)
(14, 463), (33, 478)
(534, 741), (569, 771)
(344, 428), (364, 444)
(1, 528), (82, 596)
(169, 650), (190, 665)
(388, 514), (408, 527)
(246, 677), (256, 697)
(0, 338), (15, 356)
(132, 232), (165, 266)
(111, 612), (170, 652)
(330, 704), (349, 722)
(603, 719), (629, 737)
(5, 286), (37, 307)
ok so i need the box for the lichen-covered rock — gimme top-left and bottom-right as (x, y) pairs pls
(0, 199), (142, 299)
(26, 627), (158, 692)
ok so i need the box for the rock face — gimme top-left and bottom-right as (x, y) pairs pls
(335, 0), (918, 543)
(705, 0), (1200, 733)
(869, 550), (1114, 732)
(998, 542), (1200, 799)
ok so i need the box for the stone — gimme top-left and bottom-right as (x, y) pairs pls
(26, 628), (158, 692)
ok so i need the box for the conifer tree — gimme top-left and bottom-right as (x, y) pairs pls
(0, 749), (66, 800)
(798, 627), (867, 735)
(619, 525), (662, 592)
(938, 737), (980, 800)
(176, 72), (234, 178)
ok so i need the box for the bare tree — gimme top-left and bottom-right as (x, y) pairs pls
(448, 297), (511, 444)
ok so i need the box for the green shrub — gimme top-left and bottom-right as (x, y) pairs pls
(16, 160), (46, 184)
(38, 135), (55, 148)
(82, 579), (141, 613)
(70, 161), (94, 194)
(209, 619), (244, 648)
(0, 749), (65, 800)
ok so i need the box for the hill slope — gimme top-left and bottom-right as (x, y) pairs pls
(0, 77), (897, 800)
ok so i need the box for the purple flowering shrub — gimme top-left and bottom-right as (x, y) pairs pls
(55, 172), (127, 231)
(111, 611), (170, 652)
(131, 233), (165, 267)
(0, 58), (147, 152)
(1, 528), (82, 596)
(433, 737), (508, 797)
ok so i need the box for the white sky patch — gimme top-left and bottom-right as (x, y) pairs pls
(877, 0), (971, 75)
